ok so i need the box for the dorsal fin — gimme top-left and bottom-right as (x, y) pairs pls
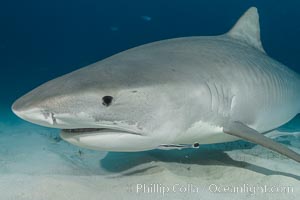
(227, 7), (265, 53)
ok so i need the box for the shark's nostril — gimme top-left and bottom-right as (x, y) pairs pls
(41, 111), (57, 125)
(50, 112), (57, 125)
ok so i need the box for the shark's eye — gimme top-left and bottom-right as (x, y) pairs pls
(102, 96), (113, 106)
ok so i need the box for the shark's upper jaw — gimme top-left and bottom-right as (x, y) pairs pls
(12, 100), (144, 137)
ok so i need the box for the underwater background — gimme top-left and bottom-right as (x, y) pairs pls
(1, 0), (300, 199)
(2, 0), (300, 118)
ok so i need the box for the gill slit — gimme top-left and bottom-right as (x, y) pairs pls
(205, 81), (213, 111)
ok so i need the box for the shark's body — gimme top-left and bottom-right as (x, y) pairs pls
(12, 8), (300, 162)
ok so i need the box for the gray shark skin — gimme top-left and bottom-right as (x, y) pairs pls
(12, 7), (300, 162)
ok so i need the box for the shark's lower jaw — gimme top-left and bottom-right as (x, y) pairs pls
(59, 127), (152, 152)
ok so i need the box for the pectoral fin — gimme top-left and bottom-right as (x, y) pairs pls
(223, 121), (300, 163)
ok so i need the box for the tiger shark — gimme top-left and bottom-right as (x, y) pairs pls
(12, 7), (300, 162)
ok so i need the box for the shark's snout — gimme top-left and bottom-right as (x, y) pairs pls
(12, 99), (57, 127)
(12, 96), (29, 115)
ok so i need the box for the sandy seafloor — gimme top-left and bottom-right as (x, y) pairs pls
(1, 113), (300, 200)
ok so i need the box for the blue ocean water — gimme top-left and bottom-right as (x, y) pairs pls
(1, 0), (300, 120)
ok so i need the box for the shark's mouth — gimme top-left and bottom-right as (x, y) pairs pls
(62, 128), (105, 133)
(61, 127), (142, 136)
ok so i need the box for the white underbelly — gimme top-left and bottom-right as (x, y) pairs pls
(173, 120), (240, 144)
